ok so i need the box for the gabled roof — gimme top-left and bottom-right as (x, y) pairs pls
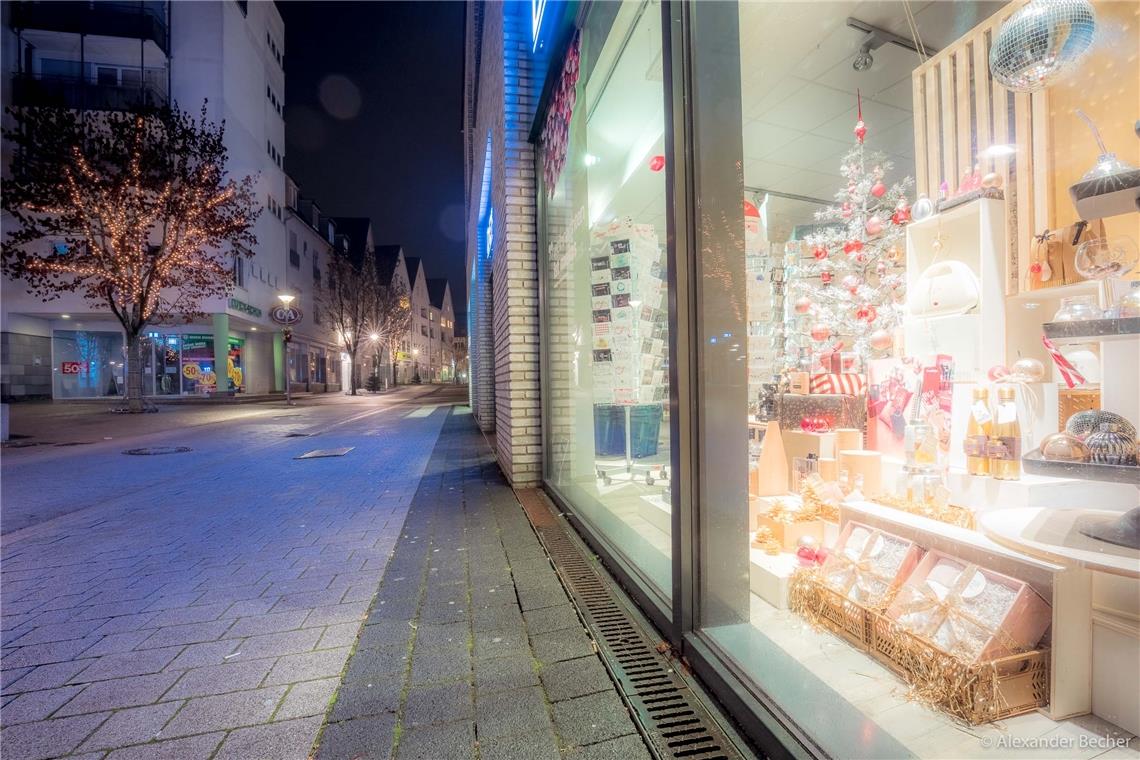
(405, 256), (423, 285)
(426, 278), (450, 309)
(330, 217), (372, 265)
(373, 244), (403, 285)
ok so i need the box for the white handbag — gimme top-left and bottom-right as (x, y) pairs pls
(909, 260), (980, 317)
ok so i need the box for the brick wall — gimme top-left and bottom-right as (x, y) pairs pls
(464, 0), (546, 487)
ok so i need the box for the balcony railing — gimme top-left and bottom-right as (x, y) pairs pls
(10, 2), (170, 54)
(11, 72), (168, 112)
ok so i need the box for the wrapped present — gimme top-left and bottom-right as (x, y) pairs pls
(753, 497), (825, 551)
(885, 551), (1051, 663)
(810, 373), (867, 396)
(821, 522), (922, 609)
(788, 371), (810, 395)
(778, 393), (865, 435)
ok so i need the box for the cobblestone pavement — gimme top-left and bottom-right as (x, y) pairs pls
(1, 388), (651, 759)
(0, 386), (452, 758)
(314, 406), (650, 760)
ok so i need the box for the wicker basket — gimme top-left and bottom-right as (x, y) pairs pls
(790, 573), (1050, 725)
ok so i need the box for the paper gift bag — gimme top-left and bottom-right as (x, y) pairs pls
(821, 521), (922, 609)
(885, 551), (1051, 663)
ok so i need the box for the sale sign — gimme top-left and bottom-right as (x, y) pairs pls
(60, 362), (85, 374)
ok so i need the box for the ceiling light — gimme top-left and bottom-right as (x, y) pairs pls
(584, 154), (599, 167)
(60, 314), (71, 319)
(981, 144), (1018, 158)
(251, 326), (258, 331)
(853, 49), (874, 71)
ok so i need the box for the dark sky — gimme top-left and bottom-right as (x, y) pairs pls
(279, 1), (467, 306)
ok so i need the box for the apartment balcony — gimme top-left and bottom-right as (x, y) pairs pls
(10, 2), (170, 55)
(11, 71), (168, 111)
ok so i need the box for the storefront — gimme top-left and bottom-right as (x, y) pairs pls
(531, 1), (1139, 757)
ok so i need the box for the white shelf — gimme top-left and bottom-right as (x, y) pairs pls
(980, 508), (1140, 579)
(1007, 279), (1100, 303)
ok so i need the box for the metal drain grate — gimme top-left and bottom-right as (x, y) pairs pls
(515, 490), (745, 760)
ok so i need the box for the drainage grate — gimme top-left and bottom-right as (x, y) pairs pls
(123, 446), (192, 456)
(515, 490), (746, 760)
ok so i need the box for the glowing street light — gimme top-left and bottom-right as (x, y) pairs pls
(278, 293), (295, 405)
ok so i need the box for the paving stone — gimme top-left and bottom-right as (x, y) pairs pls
(4, 660), (91, 693)
(161, 686), (288, 737)
(0, 636), (99, 669)
(0, 684), (84, 724)
(316, 622), (362, 650)
(213, 715), (322, 760)
(477, 728), (562, 760)
(473, 654), (539, 695)
(303, 602), (370, 628)
(344, 644), (410, 683)
(57, 672), (180, 716)
(523, 604), (580, 636)
(564, 733), (653, 760)
(517, 586), (570, 612)
(0, 712), (110, 760)
(265, 646), (351, 685)
(539, 656), (613, 702)
(234, 627), (322, 659)
(223, 610), (308, 638)
(403, 680), (473, 726)
(395, 719), (475, 760)
(274, 677), (339, 721)
(356, 620), (415, 651)
(472, 604), (525, 633)
(69, 646), (182, 683)
(7, 618), (108, 647)
(329, 678), (402, 721)
(409, 648), (470, 685)
(473, 628), (529, 659)
(475, 686), (553, 741)
(552, 691), (637, 746)
(164, 658), (274, 699)
(162, 640), (240, 670)
(316, 713), (395, 760)
(413, 621), (469, 652)
(222, 597), (279, 619)
(144, 602), (232, 628)
(136, 620), (232, 650)
(89, 613), (159, 636)
(103, 732), (224, 760)
(77, 701), (183, 751)
(531, 626), (596, 665)
(77, 630), (152, 657)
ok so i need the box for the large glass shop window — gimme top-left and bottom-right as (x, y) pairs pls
(541, 1), (673, 602)
(52, 330), (124, 399)
(694, 2), (1140, 758)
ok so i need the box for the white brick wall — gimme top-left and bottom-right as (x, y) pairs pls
(463, 1), (548, 487)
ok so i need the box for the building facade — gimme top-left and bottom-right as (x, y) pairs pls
(465, 1), (1140, 758)
(427, 278), (456, 383)
(1, 0), (324, 400)
(405, 257), (432, 383)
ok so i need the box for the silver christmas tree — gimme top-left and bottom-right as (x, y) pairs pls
(786, 98), (914, 366)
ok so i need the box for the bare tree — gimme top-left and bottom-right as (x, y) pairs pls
(320, 251), (374, 395)
(2, 104), (258, 412)
(366, 275), (411, 389)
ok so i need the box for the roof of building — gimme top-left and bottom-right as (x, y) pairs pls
(372, 244), (402, 284)
(405, 256), (423, 284)
(330, 217), (371, 264)
(426, 278), (449, 309)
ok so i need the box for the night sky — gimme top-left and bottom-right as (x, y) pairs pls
(279, 1), (467, 307)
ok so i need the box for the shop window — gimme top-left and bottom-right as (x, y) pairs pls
(685, 1), (1140, 757)
(539, 1), (672, 603)
(233, 255), (245, 288)
(52, 330), (124, 399)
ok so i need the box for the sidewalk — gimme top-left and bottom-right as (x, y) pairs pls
(0, 392), (650, 759)
(313, 408), (651, 760)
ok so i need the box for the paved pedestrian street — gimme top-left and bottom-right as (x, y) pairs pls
(0, 387), (649, 759)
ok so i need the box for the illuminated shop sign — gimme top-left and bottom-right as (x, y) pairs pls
(228, 298), (262, 318)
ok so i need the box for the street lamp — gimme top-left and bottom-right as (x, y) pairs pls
(278, 293), (294, 406)
(412, 347), (419, 384)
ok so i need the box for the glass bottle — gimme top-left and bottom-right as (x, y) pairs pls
(987, 386), (1021, 480)
(1052, 295), (1099, 322)
(964, 386), (992, 476)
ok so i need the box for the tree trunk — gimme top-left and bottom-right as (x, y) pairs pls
(126, 331), (144, 413)
(349, 354), (357, 395)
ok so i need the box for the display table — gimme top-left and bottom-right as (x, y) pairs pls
(980, 508), (1140, 579)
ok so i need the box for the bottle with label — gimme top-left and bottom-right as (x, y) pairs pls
(986, 386), (1021, 480)
(964, 387), (992, 476)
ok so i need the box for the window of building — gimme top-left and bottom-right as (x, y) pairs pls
(289, 232), (300, 268)
(421, 325), (428, 337)
(233, 256), (245, 288)
(420, 307), (427, 318)
(538, 3), (672, 604)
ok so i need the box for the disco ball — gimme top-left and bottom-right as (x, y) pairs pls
(990, 0), (1096, 93)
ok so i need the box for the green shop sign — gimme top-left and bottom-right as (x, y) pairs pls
(228, 298), (262, 318)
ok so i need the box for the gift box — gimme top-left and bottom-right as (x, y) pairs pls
(820, 521), (922, 609)
(810, 373), (867, 396)
(1058, 387), (1100, 430)
(884, 550), (1051, 663)
(778, 393), (866, 435)
(752, 497), (825, 551)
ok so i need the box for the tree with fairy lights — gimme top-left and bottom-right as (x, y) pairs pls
(1, 104), (258, 412)
(787, 95), (914, 365)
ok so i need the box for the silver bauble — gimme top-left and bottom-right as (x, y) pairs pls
(990, 0), (1096, 93)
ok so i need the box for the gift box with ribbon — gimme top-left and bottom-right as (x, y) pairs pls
(809, 373), (867, 396)
(820, 522), (922, 610)
(754, 497), (826, 552)
(884, 551), (1051, 663)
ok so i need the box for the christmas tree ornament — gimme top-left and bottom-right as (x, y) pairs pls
(912, 194), (934, 221)
(810, 323), (832, 342)
(887, 245), (901, 262)
(812, 244), (829, 261)
(931, 236), (944, 255)
(871, 180), (887, 198)
(843, 239), (864, 256)
(793, 296), (813, 315)
(853, 89), (867, 143)
(820, 270), (834, 285)
(1011, 357), (1046, 382)
(982, 172), (1003, 189)
(842, 274), (861, 293)
(876, 260), (888, 275)
(865, 216), (883, 236)
(856, 303), (878, 323)
(869, 329), (892, 351)
(841, 202), (853, 219)
(990, 0), (1096, 93)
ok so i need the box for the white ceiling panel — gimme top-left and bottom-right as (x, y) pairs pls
(744, 160), (800, 188)
(755, 78), (854, 131)
(812, 99), (911, 142)
(771, 132), (852, 168)
(742, 120), (803, 161)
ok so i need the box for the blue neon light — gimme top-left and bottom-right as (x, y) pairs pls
(531, 0), (548, 51)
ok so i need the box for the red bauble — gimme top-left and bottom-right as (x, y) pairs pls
(854, 119), (867, 143)
(842, 239), (864, 256)
(841, 202), (853, 219)
(820, 270), (833, 285)
(649, 155), (665, 172)
(810, 323), (831, 342)
(865, 215), (883, 236)
(1029, 262), (1043, 274)
(855, 303), (878, 323)
(871, 180), (887, 198)
(793, 296), (813, 314)
(811, 245), (828, 261)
